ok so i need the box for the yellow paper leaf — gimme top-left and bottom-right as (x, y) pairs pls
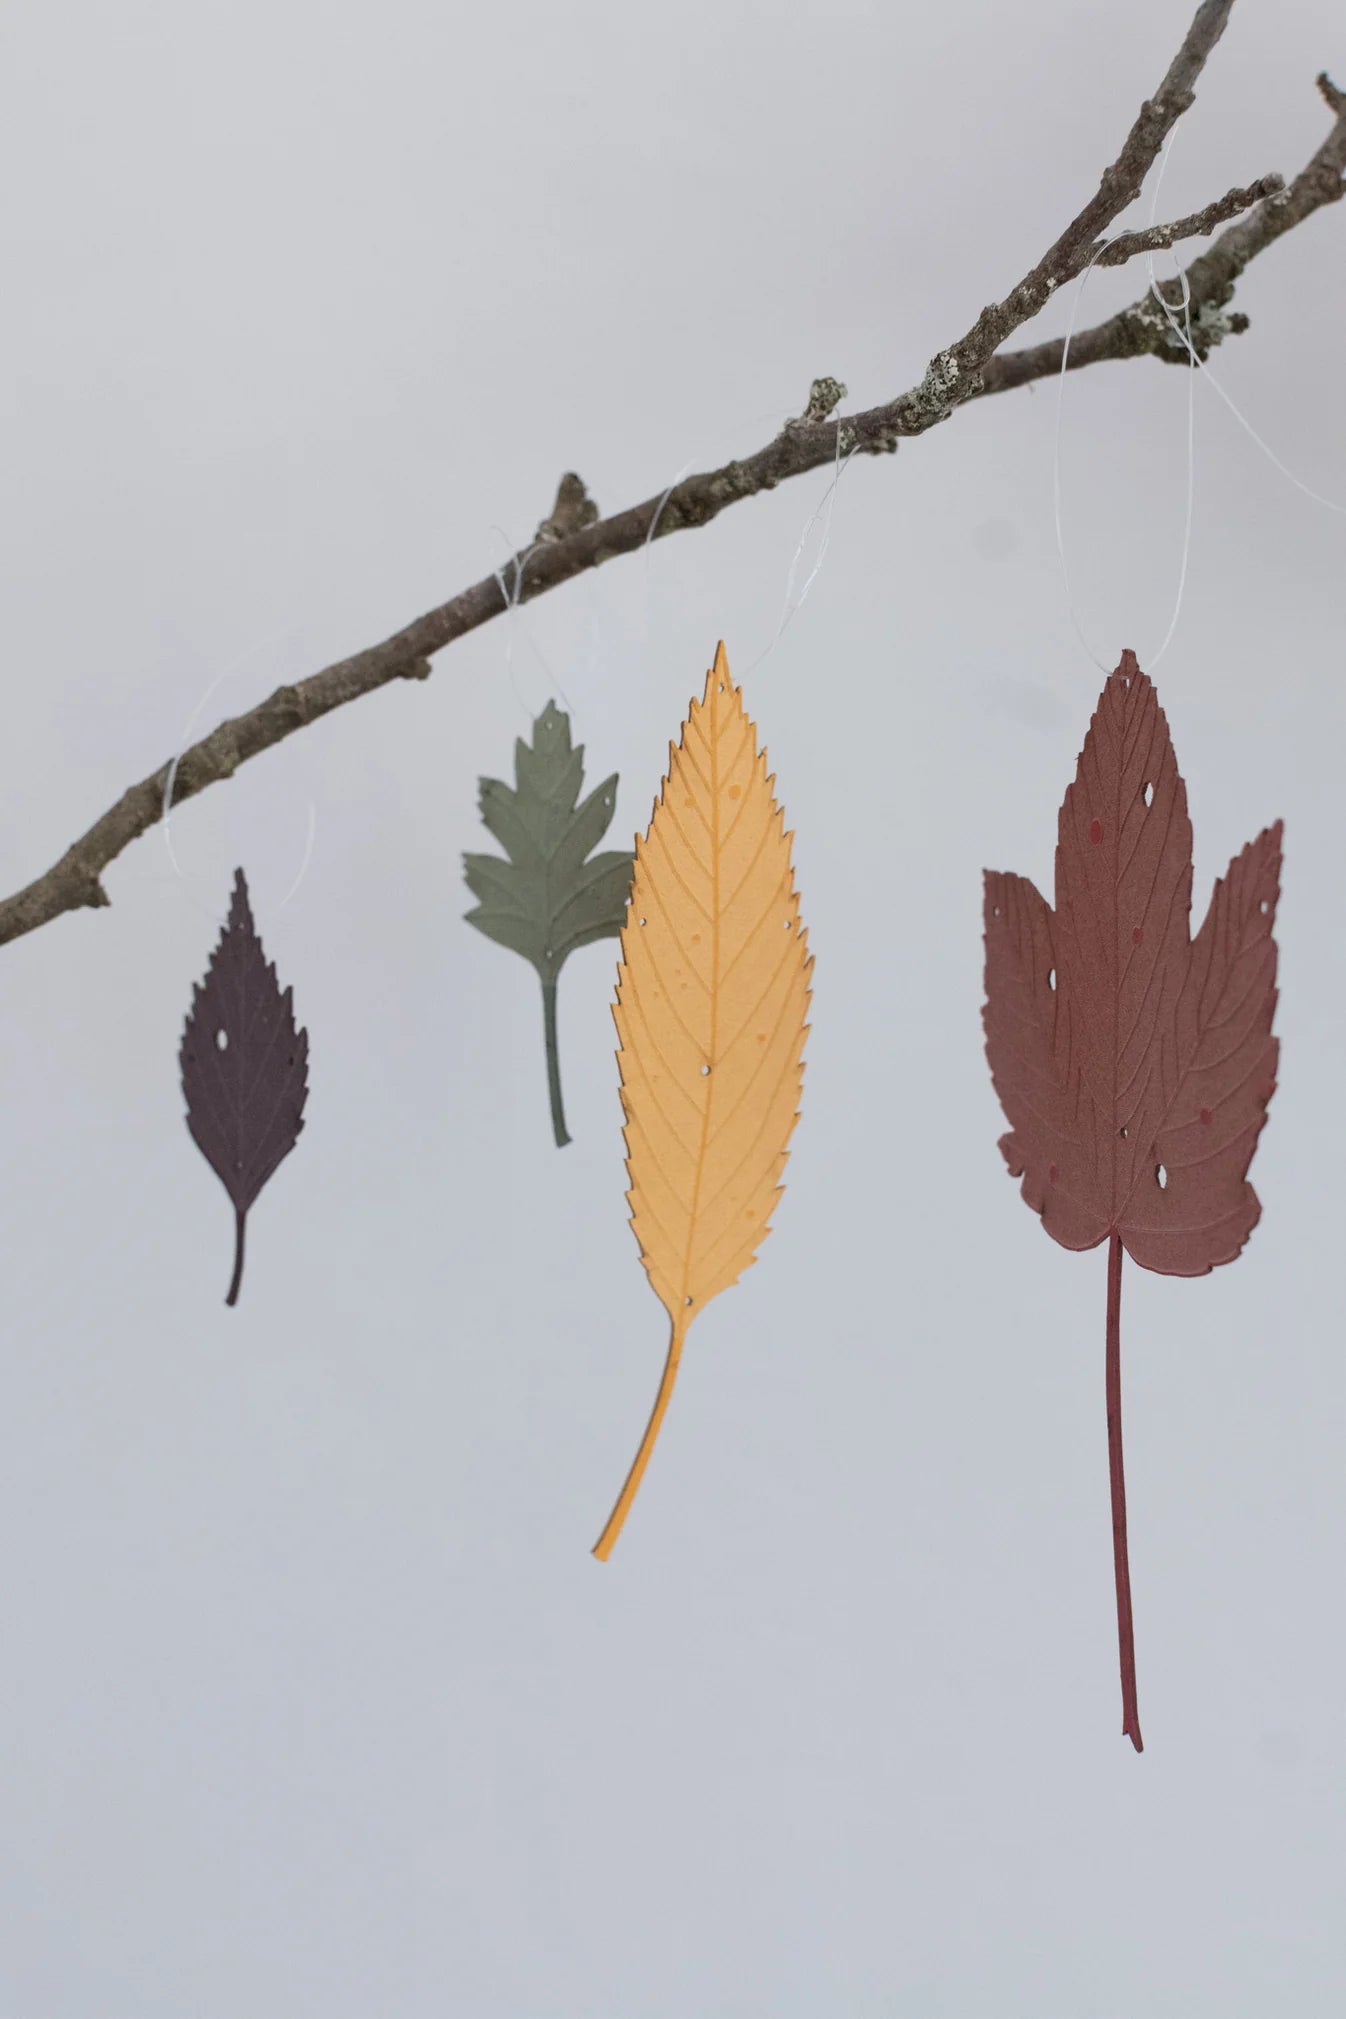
(593, 643), (812, 1559)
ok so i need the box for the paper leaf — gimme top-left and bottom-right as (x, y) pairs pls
(983, 651), (1282, 1277)
(464, 701), (634, 1147)
(593, 643), (812, 1558)
(180, 868), (309, 1306)
(981, 651), (1282, 1751)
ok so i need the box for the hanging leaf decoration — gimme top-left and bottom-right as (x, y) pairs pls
(464, 702), (634, 1147)
(593, 643), (812, 1560)
(983, 650), (1282, 1749)
(180, 868), (310, 1306)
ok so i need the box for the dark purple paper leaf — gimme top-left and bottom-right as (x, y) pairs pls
(180, 868), (309, 1305)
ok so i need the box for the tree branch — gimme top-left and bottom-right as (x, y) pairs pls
(3, 4), (1342, 951)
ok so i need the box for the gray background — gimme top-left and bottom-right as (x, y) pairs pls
(1, 1), (1343, 2012)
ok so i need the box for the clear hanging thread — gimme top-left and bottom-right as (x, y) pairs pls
(1055, 126), (1345, 680)
(161, 624), (318, 923)
(1053, 133), (1197, 675)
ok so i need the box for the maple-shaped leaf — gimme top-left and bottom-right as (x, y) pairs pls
(464, 701), (634, 1146)
(180, 868), (309, 1306)
(592, 644), (811, 1560)
(984, 652), (1281, 1275)
(982, 651), (1282, 1751)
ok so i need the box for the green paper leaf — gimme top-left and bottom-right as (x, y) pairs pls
(464, 702), (634, 1146)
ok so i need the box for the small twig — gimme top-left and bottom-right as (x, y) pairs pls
(534, 472), (600, 545)
(1095, 173), (1284, 263)
(793, 376), (849, 426)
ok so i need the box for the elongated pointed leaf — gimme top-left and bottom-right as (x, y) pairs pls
(180, 868), (309, 1304)
(592, 643), (812, 1558)
(463, 702), (634, 1145)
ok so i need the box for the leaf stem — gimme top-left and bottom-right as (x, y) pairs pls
(1106, 1232), (1143, 1752)
(226, 1205), (247, 1307)
(592, 1315), (686, 1560)
(541, 974), (571, 1147)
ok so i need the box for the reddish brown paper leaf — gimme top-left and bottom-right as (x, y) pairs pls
(180, 868), (309, 1306)
(984, 653), (1281, 1274)
(983, 652), (1282, 1748)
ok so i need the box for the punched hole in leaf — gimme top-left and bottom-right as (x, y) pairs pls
(1259, 898), (1270, 914)
(1119, 1126), (1128, 1139)
(216, 1029), (228, 1051)
(699, 1063), (711, 1076)
(1047, 967), (1056, 991)
(638, 917), (647, 927)
(684, 1295), (693, 1307)
(1156, 1163), (1168, 1189)
(1143, 782), (1154, 808)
